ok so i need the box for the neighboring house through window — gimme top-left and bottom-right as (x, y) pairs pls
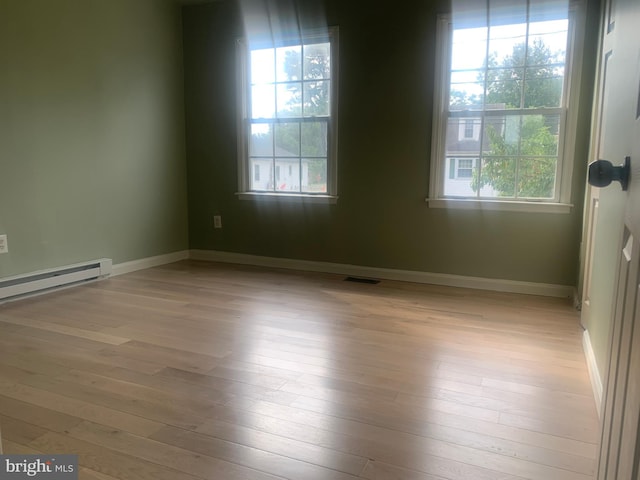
(429, 0), (586, 211)
(236, 27), (339, 201)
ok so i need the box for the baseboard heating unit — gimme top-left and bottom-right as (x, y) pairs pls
(0, 258), (112, 303)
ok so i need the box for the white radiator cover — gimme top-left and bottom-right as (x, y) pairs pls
(0, 259), (112, 302)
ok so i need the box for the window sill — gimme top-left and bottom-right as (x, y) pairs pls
(236, 192), (338, 204)
(426, 198), (573, 214)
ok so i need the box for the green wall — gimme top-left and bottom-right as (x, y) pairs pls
(0, 0), (597, 286)
(0, 0), (189, 278)
(183, 0), (599, 286)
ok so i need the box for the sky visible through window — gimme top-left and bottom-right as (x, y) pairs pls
(450, 19), (569, 106)
(251, 46), (299, 120)
(249, 42), (330, 133)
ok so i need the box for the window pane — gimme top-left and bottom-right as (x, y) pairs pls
(524, 66), (564, 108)
(452, 27), (487, 70)
(451, 117), (481, 141)
(275, 123), (300, 157)
(250, 158), (272, 190)
(479, 157), (516, 197)
(301, 122), (327, 157)
(304, 80), (330, 116)
(483, 114), (560, 155)
(303, 158), (327, 193)
(528, 19), (568, 65)
(450, 71), (484, 109)
(251, 84), (275, 119)
(303, 43), (330, 80)
(250, 123), (273, 156)
(488, 23), (527, 68)
(276, 83), (301, 117)
(517, 157), (556, 198)
(520, 114), (560, 156)
(443, 156), (479, 197)
(445, 117), (481, 155)
(276, 45), (301, 82)
(450, 84), (485, 109)
(275, 159), (300, 191)
(483, 115), (521, 154)
(251, 48), (275, 84)
(486, 67), (523, 108)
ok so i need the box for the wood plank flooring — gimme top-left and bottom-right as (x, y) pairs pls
(0, 260), (598, 479)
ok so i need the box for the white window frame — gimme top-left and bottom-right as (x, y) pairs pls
(236, 27), (339, 204)
(427, 0), (586, 214)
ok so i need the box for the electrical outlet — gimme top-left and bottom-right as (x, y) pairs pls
(0, 234), (8, 254)
(213, 216), (222, 229)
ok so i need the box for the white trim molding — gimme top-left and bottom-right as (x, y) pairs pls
(111, 250), (190, 276)
(189, 249), (574, 298)
(236, 192), (338, 204)
(0, 249), (574, 304)
(426, 198), (573, 214)
(582, 328), (603, 416)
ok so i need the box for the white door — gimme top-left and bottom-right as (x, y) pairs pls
(590, 0), (640, 477)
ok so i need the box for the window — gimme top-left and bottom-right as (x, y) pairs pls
(254, 164), (260, 182)
(463, 119), (474, 139)
(237, 27), (339, 202)
(456, 158), (474, 178)
(429, 0), (585, 211)
(458, 118), (480, 141)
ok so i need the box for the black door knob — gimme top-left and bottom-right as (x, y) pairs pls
(588, 157), (631, 191)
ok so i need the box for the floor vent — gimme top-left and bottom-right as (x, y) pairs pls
(0, 259), (112, 303)
(344, 276), (380, 284)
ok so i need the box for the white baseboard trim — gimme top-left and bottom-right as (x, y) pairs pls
(583, 329), (603, 417)
(111, 250), (190, 277)
(189, 249), (574, 298)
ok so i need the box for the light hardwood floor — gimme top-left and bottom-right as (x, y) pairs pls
(0, 260), (598, 479)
